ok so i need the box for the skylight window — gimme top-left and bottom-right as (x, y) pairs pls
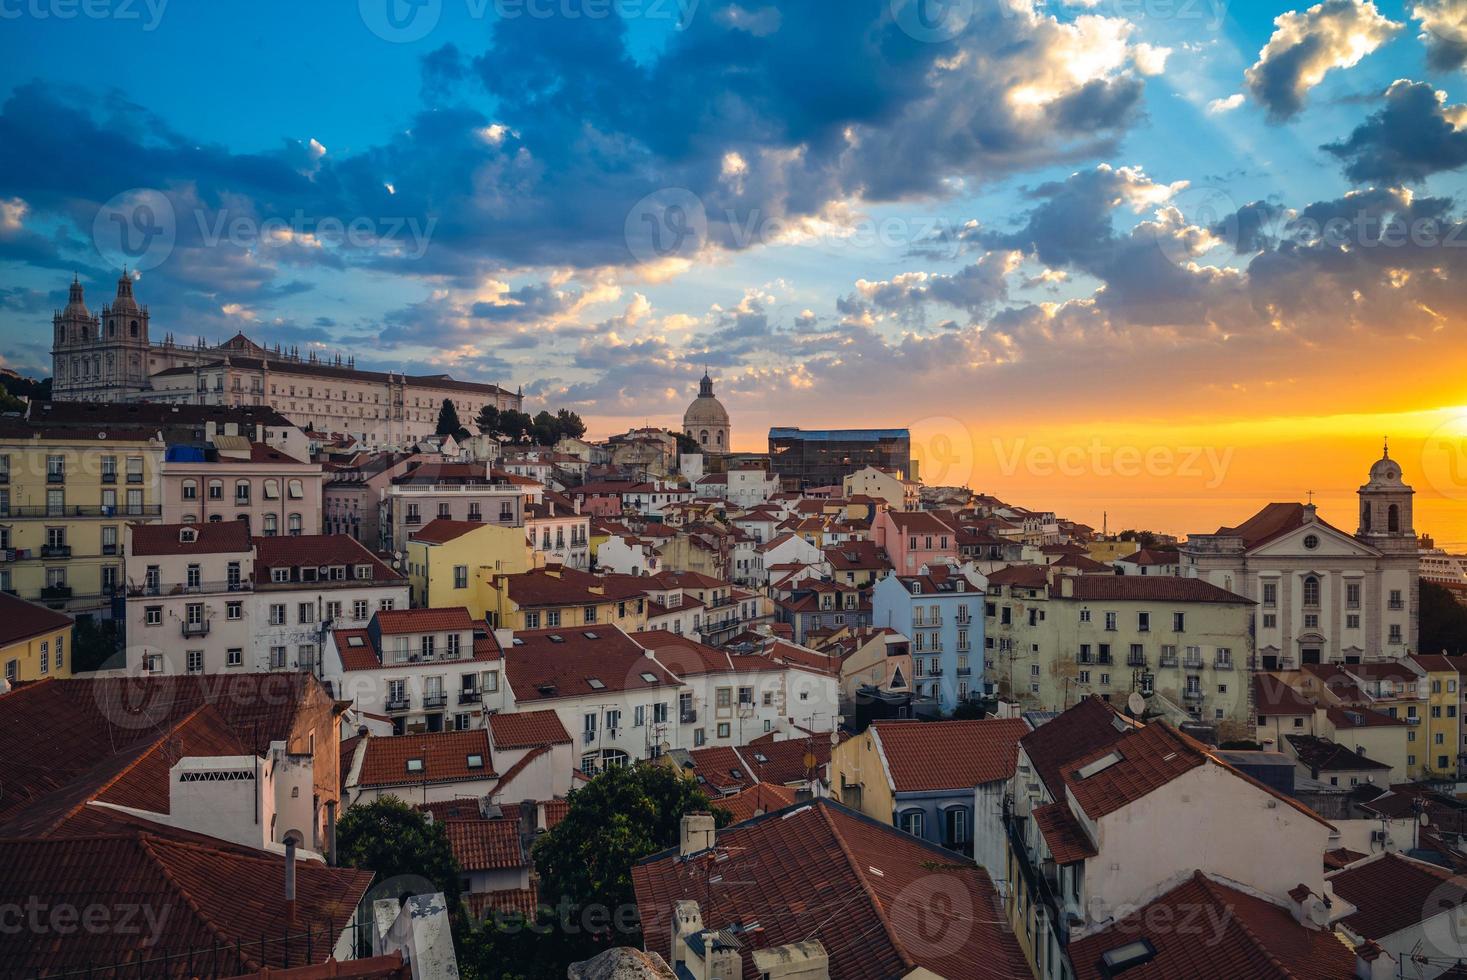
(347, 636), (364, 647)
(587, 678), (605, 689)
(754, 753), (769, 764)
(1076, 751), (1124, 780)
(406, 759), (424, 772)
(466, 754), (483, 769)
(1100, 939), (1156, 974)
(583, 631), (599, 640)
(549, 634), (564, 643)
(640, 672), (658, 683)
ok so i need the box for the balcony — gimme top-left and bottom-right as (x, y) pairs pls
(1159, 656), (1179, 668)
(127, 473), (144, 484)
(1214, 659), (1234, 671)
(1126, 656), (1147, 668)
(1183, 688), (1204, 701)
(40, 585), (72, 600)
(583, 730), (596, 745)
(181, 621), (211, 638)
(46, 472), (65, 484)
(1406, 716), (1422, 725)
(956, 667), (972, 676)
(458, 690), (482, 705)
(404, 514), (422, 526)
(1182, 659), (1205, 671)
(40, 545), (71, 558)
(101, 472), (116, 484)
(422, 692), (448, 710)
(2, 504), (161, 519)
(1097, 653), (1113, 666)
(385, 696), (411, 712)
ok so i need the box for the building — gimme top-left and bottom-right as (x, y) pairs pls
(766, 427), (911, 491)
(829, 717), (1029, 866)
(872, 565), (984, 712)
(480, 565), (649, 633)
(873, 507), (957, 572)
(632, 801), (1030, 980)
(985, 569), (1255, 736)
(682, 373), (731, 454)
(51, 274), (522, 446)
(379, 460), (529, 553)
(1182, 447), (1419, 666)
(327, 607), (509, 733)
(0, 591), (73, 683)
(841, 464), (917, 509)
(322, 451), (425, 544)
(1329, 852), (1467, 980)
(160, 438), (323, 534)
(124, 524), (407, 675)
(0, 419), (164, 616)
(405, 518), (532, 611)
(525, 493), (591, 569)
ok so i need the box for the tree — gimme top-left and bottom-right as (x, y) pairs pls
(436, 398), (465, 439)
(476, 404), (500, 435)
(530, 410), (558, 446)
(336, 796), (463, 908)
(531, 765), (729, 942)
(673, 431), (701, 457)
(70, 617), (121, 673)
(1420, 580), (1467, 654)
(554, 409), (586, 441)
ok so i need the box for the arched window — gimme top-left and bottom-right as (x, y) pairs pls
(1302, 575), (1320, 608)
(262, 513), (278, 536)
(288, 514), (302, 535)
(263, 479), (280, 501)
(700, 429), (709, 445)
(1361, 502), (1372, 532)
(899, 809), (925, 838)
(287, 479), (304, 500)
(181, 479), (198, 500)
(130, 319), (139, 337)
(1388, 503), (1399, 532)
(208, 479), (223, 500)
(716, 430), (723, 446)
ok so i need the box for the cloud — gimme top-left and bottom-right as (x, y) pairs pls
(1323, 79), (1467, 184)
(1413, 0), (1467, 71)
(1207, 93), (1245, 114)
(1244, 0), (1401, 121)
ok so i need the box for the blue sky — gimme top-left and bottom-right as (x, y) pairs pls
(5, 0), (1467, 454)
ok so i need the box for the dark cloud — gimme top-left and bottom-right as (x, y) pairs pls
(1323, 80), (1467, 184)
(1244, 0), (1400, 122)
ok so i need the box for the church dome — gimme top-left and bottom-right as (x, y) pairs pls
(1364, 440), (1409, 488)
(683, 373), (729, 426)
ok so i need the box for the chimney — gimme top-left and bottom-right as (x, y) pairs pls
(671, 900), (704, 970)
(680, 811), (716, 857)
(1354, 940), (1395, 980)
(284, 835), (298, 927)
(752, 941), (831, 980)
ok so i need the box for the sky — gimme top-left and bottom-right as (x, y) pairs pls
(6, 0), (1467, 540)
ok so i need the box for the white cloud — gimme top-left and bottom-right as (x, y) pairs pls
(1207, 93), (1246, 114)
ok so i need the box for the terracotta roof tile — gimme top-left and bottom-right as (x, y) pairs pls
(1062, 575), (1252, 604)
(374, 607), (475, 635)
(130, 520), (252, 556)
(1330, 852), (1467, 940)
(1032, 801), (1097, 864)
(489, 709), (572, 748)
(408, 518), (488, 544)
(355, 730), (495, 788)
(633, 799), (1028, 980)
(1069, 871), (1356, 980)
(254, 534), (401, 583)
(505, 625), (681, 701)
(1019, 696), (1137, 797)
(871, 718), (1030, 792)
(443, 819), (524, 871)
(716, 782), (798, 823)
(0, 591), (73, 648)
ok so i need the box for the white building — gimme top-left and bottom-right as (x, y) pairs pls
(328, 607), (509, 734)
(525, 494), (590, 570)
(1183, 448), (1419, 667)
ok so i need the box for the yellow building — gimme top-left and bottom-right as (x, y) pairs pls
(404, 518), (532, 614)
(0, 591), (74, 682)
(1411, 655), (1464, 779)
(0, 424), (164, 616)
(480, 565), (649, 632)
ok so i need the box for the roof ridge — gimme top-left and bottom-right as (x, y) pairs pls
(1192, 873), (1299, 979)
(814, 802), (916, 971)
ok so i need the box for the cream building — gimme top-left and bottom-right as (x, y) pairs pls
(1182, 447), (1419, 667)
(51, 274), (521, 447)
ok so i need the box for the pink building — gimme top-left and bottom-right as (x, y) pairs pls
(161, 440), (323, 536)
(874, 509), (958, 572)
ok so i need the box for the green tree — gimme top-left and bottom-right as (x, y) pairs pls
(476, 404), (501, 436)
(0, 384), (24, 413)
(71, 617), (121, 673)
(530, 410), (558, 446)
(1420, 580), (1467, 654)
(673, 431), (701, 456)
(498, 409), (534, 442)
(336, 796), (463, 908)
(436, 398), (464, 438)
(532, 765), (729, 941)
(553, 409), (586, 441)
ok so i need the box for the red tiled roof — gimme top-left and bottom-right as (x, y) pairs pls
(253, 534), (401, 583)
(637, 631), (781, 677)
(489, 709), (572, 748)
(1324, 847), (1367, 871)
(871, 718), (1030, 792)
(0, 834), (373, 978)
(1068, 871), (1356, 980)
(986, 563), (1050, 589)
(354, 730), (496, 788)
(129, 520), (252, 556)
(1254, 675), (1319, 716)
(1285, 734), (1392, 773)
(716, 782), (798, 823)
(230, 953), (411, 979)
(1061, 722), (1207, 820)
(1115, 548), (1179, 565)
(1062, 575), (1252, 604)
(633, 799), (1028, 980)
(881, 510), (955, 535)
(465, 886), (540, 920)
(501, 566), (648, 608)
(683, 738), (833, 793)
(1019, 696), (1138, 797)
(0, 591), (72, 648)
(1212, 501), (1309, 549)
(1032, 801), (1097, 864)
(409, 518), (487, 544)
(505, 625), (681, 701)
(1330, 852), (1467, 940)
(374, 607), (475, 634)
(443, 819), (524, 871)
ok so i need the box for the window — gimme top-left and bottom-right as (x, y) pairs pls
(524, 611), (541, 629)
(1390, 624), (1403, 644)
(1263, 613), (1277, 629)
(453, 565), (467, 589)
(945, 807), (968, 845)
(298, 602), (314, 625)
(227, 648), (242, 667)
(269, 604), (286, 626)
(208, 479), (223, 500)
(899, 810), (924, 837)
(1104, 611), (1117, 631)
(1262, 583), (1277, 607)
(1346, 582), (1361, 609)
(354, 599), (369, 621)
(1079, 608), (1091, 623)
(235, 480), (251, 503)
(182, 479), (198, 500)
(1302, 576), (1320, 607)
(145, 606), (162, 626)
(546, 610), (561, 628)
(270, 647), (287, 669)
(1172, 612), (1185, 632)
(186, 650), (203, 674)
(1137, 612), (1150, 632)
(1346, 614), (1360, 629)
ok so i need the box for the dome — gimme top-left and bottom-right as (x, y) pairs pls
(683, 373), (729, 426)
(1364, 439), (1409, 488)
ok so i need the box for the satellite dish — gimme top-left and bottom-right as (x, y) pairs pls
(1127, 692), (1146, 716)
(1307, 898), (1331, 926)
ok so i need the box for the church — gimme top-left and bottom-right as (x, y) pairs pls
(682, 371), (730, 454)
(50, 273), (521, 447)
(1181, 445), (1419, 666)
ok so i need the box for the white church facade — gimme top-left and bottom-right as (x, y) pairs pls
(1181, 446), (1419, 667)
